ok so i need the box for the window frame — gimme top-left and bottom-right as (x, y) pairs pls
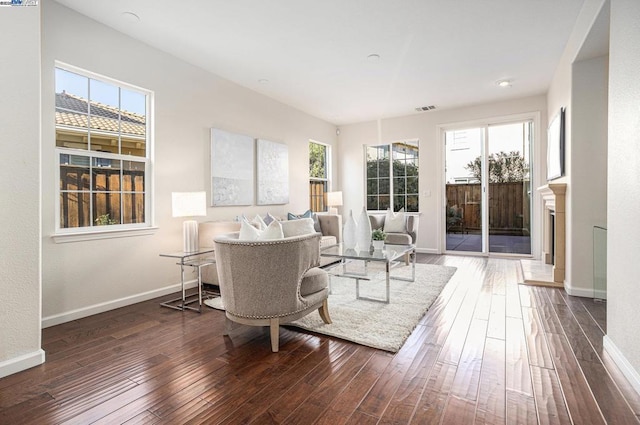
(309, 140), (331, 212)
(53, 62), (154, 241)
(365, 139), (419, 213)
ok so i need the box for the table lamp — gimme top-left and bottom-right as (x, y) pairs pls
(326, 191), (343, 215)
(172, 191), (207, 253)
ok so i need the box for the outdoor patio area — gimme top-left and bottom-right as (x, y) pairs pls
(446, 233), (531, 254)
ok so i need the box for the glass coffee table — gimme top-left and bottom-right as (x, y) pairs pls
(320, 243), (416, 303)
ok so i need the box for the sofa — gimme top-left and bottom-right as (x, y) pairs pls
(199, 213), (342, 285)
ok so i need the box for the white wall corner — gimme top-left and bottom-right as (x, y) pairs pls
(0, 349), (45, 379)
(603, 335), (640, 397)
(564, 279), (595, 298)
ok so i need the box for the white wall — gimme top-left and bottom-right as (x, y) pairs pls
(0, 5), (45, 377)
(40, 1), (337, 325)
(546, 0), (608, 297)
(606, 0), (640, 391)
(338, 95), (547, 254)
(569, 55), (608, 297)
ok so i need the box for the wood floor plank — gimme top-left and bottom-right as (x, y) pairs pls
(410, 362), (458, 423)
(474, 337), (506, 425)
(506, 390), (538, 425)
(546, 333), (606, 425)
(440, 395), (477, 424)
(505, 316), (533, 397)
(487, 294), (506, 340)
(530, 365), (571, 425)
(521, 307), (554, 369)
(448, 318), (488, 401)
(315, 351), (393, 425)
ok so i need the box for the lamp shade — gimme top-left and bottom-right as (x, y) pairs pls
(326, 191), (343, 207)
(172, 192), (207, 217)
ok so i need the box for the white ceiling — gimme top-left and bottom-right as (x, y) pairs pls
(53, 0), (586, 125)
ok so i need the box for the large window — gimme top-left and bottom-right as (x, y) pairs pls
(366, 140), (419, 212)
(309, 141), (329, 212)
(55, 65), (151, 232)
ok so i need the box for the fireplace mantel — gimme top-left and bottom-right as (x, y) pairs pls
(538, 183), (567, 284)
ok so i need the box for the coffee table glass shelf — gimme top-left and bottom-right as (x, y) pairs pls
(159, 247), (218, 312)
(320, 243), (416, 303)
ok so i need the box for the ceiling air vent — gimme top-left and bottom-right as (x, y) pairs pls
(415, 105), (436, 112)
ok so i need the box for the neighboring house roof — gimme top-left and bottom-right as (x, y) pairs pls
(55, 91), (145, 137)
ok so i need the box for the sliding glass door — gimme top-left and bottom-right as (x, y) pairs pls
(445, 121), (532, 255)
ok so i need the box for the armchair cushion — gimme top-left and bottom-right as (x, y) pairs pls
(384, 208), (407, 233)
(281, 217), (315, 237)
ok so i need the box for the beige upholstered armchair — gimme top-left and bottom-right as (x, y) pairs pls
(214, 232), (331, 352)
(368, 213), (419, 264)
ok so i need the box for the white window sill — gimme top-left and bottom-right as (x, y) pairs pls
(52, 226), (158, 243)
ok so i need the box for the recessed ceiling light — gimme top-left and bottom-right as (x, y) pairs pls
(258, 79), (269, 84)
(367, 54), (381, 62)
(122, 12), (140, 23)
(497, 79), (512, 88)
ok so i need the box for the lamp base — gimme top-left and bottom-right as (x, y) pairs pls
(183, 220), (199, 253)
(328, 207), (338, 215)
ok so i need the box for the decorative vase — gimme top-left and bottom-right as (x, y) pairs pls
(357, 206), (372, 251)
(343, 209), (358, 250)
(372, 240), (385, 250)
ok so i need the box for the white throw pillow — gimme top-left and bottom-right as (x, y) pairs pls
(384, 208), (407, 233)
(258, 220), (284, 240)
(252, 214), (267, 231)
(238, 218), (284, 241)
(280, 217), (316, 238)
(239, 218), (261, 240)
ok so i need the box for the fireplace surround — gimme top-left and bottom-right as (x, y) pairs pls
(538, 183), (567, 284)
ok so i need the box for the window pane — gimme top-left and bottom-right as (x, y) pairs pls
(60, 154), (90, 190)
(93, 192), (121, 225)
(379, 178), (389, 194)
(309, 142), (327, 179)
(366, 178), (378, 195)
(394, 195), (405, 212)
(406, 195), (419, 212)
(407, 176), (419, 194)
(121, 89), (146, 157)
(123, 160), (145, 192)
(93, 158), (121, 191)
(379, 195), (390, 210)
(393, 177), (405, 194)
(122, 193), (145, 224)
(60, 192), (90, 228)
(367, 196), (378, 210)
(406, 157), (418, 176)
(378, 158), (390, 177)
(89, 79), (120, 153)
(392, 144), (406, 161)
(55, 68), (88, 112)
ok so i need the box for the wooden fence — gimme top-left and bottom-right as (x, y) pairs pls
(309, 180), (327, 213)
(446, 182), (530, 235)
(60, 165), (145, 228)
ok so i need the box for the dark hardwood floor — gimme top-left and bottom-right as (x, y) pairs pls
(1, 255), (639, 424)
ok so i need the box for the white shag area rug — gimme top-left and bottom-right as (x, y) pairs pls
(205, 262), (457, 353)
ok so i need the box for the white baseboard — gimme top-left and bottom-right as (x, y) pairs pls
(564, 280), (595, 298)
(416, 248), (440, 254)
(0, 349), (45, 379)
(603, 335), (640, 396)
(42, 280), (199, 328)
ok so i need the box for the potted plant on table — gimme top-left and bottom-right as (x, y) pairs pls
(371, 228), (386, 250)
